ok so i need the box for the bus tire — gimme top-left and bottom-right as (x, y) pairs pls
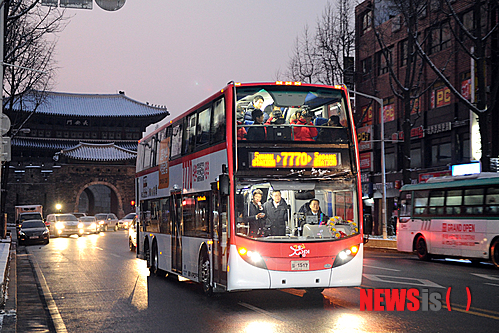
(491, 239), (499, 268)
(150, 242), (163, 276)
(199, 251), (212, 295)
(416, 235), (431, 261)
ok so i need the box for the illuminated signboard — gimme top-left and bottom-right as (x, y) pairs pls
(249, 152), (341, 168)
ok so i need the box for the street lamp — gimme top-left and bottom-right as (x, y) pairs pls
(352, 91), (387, 239)
(55, 203), (62, 213)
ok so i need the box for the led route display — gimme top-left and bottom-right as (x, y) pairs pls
(249, 152), (341, 168)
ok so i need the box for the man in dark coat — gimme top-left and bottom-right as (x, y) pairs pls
(263, 190), (288, 236)
(244, 189), (266, 236)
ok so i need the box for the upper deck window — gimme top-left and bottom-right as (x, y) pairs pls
(236, 86), (350, 144)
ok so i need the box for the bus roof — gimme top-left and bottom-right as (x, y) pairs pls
(400, 172), (499, 191)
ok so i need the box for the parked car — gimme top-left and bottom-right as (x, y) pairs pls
(17, 220), (49, 245)
(128, 215), (137, 251)
(95, 213), (119, 232)
(72, 212), (87, 219)
(118, 213), (136, 230)
(46, 213), (81, 237)
(78, 216), (98, 234)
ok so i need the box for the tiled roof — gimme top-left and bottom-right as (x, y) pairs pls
(12, 137), (137, 151)
(57, 143), (137, 162)
(10, 91), (169, 118)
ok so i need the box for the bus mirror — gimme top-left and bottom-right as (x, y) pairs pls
(363, 234), (369, 244)
(219, 174), (230, 196)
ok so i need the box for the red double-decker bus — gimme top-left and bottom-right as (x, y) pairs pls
(135, 81), (363, 294)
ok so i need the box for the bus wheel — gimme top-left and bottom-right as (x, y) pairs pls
(150, 243), (164, 276)
(199, 252), (212, 295)
(416, 236), (431, 261)
(491, 239), (499, 268)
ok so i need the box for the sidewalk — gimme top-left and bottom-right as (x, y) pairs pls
(363, 235), (398, 250)
(0, 227), (53, 333)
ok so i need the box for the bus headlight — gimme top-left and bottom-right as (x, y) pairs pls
(238, 247), (267, 269)
(333, 244), (360, 268)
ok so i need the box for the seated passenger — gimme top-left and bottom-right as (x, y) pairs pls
(246, 110), (267, 141)
(236, 105), (247, 140)
(265, 108), (286, 125)
(290, 110), (302, 124)
(299, 199), (329, 230)
(292, 110), (317, 141)
(316, 115), (341, 143)
(244, 95), (268, 122)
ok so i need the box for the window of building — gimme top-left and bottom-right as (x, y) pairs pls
(377, 47), (392, 75)
(429, 22), (451, 54)
(432, 142), (452, 166)
(400, 39), (408, 67)
(386, 153), (396, 171)
(361, 10), (372, 34)
(411, 148), (422, 168)
(361, 57), (372, 75)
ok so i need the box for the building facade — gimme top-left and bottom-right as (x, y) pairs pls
(354, 0), (495, 235)
(4, 91), (169, 221)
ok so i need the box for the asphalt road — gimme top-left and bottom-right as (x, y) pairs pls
(19, 231), (499, 333)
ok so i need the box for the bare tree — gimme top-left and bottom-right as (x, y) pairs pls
(285, 0), (356, 85)
(411, 0), (499, 171)
(372, 0), (430, 184)
(1, 0), (67, 223)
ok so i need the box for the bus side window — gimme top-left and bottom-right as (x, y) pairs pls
(485, 187), (499, 214)
(445, 189), (462, 215)
(413, 190), (429, 215)
(429, 190), (445, 215)
(211, 97), (226, 144)
(463, 188), (484, 215)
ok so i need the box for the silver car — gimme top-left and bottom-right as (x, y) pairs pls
(118, 213), (136, 230)
(94, 213), (119, 232)
(46, 213), (81, 237)
(78, 216), (98, 234)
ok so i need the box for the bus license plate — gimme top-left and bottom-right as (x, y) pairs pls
(291, 260), (309, 271)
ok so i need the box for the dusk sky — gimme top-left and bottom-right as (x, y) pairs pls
(54, 1), (331, 118)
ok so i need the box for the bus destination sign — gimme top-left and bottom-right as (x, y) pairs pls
(249, 152), (341, 168)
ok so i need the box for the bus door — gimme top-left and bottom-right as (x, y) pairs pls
(172, 192), (182, 273)
(211, 182), (228, 286)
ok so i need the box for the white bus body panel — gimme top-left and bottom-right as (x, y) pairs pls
(181, 237), (206, 281)
(329, 243), (363, 287)
(398, 218), (491, 259)
(155, 234), (172, 272)
(227, 244), (363, 291)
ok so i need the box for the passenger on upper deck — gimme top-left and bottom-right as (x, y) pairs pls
(265, 108), (286, 125)
(292, 110), (318, 141)
(316, 115), (344, 143)
(236, 105), (247, 140)
(244, 95), (268, 122)
(246, 109), (267, 141)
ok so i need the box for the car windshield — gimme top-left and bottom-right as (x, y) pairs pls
(20, 213), (42, 220)
(95, 214), (107, 219)
(56, 215), (78, 222)
(124, 213), (136, 219)
(235, 179), (359, 242)
(22, 221), (46, 228)
(79, 217), (96, 222)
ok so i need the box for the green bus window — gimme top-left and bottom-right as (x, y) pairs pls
(445, 189), (462, 215)
(464, 188), (484, 215)
(413, 190), (429, 216)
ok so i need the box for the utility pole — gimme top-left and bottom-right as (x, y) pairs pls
(352, 90), (387, 240)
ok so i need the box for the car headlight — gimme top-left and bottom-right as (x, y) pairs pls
(55, 222), (64, 229)
(90, 223), (96, 229)
(78, 223), (84, 229)
(19, 231), (26, 236)
(43, 229), (49, 234)
(98, 221), (104, 225)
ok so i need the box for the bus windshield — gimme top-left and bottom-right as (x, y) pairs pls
(235, 179), (359, 242)
(236, 85), (350, 143)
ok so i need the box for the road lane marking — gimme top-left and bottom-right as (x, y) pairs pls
(471, 273), (499, 281)
(238, 302), (286, 322)
(363, 265), (400, 272)
(95, 247), (104, 250)
(28, 249), (68, 333)
(363, 274), (445, 288)
(485, 282), (499, 287)
(109, 253), (121, 258)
